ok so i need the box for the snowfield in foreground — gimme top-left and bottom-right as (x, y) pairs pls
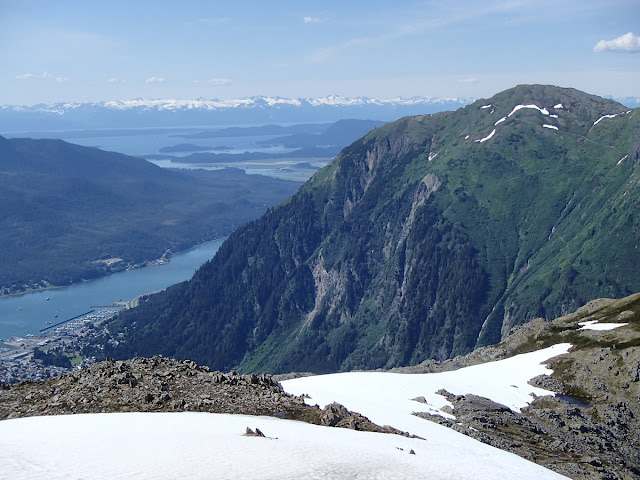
(0, 411), (567, 480)
(0, 344), (571, 479)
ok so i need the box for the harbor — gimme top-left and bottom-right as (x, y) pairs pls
(0, 238), (223, 384)
(0, 308), (122, 384)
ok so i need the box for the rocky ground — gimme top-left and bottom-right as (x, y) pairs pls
(0, 355), (414, 439)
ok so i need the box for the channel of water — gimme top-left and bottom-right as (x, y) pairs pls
(0, 239), (223, 340)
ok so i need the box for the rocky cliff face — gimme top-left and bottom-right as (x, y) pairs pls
(102, 84), (640, 373)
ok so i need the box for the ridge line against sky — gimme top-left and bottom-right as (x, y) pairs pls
(1, 0), (639, 105)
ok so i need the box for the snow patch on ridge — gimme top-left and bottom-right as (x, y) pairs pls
(476, 129), (496, 143)
(593, 114), (618, 126)
(579, 320), (628, 331)
(543, 124), (558, 130)
(618, 155), (628, 165)
(508, 104), (550, 117)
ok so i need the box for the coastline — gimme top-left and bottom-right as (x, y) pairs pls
(0, 237), (225, 383)
(0, 237), (225, 300)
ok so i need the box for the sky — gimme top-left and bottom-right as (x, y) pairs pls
(0, 0), (639, 105)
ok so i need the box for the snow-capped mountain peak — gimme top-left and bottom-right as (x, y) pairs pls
(0, 95), (476, 131)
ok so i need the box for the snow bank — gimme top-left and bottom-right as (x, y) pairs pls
(282, 345), (570, 478)
(0, 411), (567, 479)
(284, 345), (570, 426)
(543, 124), (559, 130)
(579, 320), (628, 331)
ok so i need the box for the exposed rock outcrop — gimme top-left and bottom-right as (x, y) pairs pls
(0, 355), (416, 439)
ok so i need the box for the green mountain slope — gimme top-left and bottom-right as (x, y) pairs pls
(0, 137), (299, 293)
(105, 85), (640, 373)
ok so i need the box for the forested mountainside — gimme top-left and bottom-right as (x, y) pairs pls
(104, 85), (640, 373)
(0, 137), (298, 294)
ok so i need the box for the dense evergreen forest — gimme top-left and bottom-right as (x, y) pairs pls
(0, 136), (299, 294)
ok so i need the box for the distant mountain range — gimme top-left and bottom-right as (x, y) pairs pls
(102, 84), (640, 374)
(617, 96), (640, 108)
(2, 94), (637, 134)
(0, 95), (473, 132)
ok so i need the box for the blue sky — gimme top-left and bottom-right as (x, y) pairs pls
(1, 0), (639, 105)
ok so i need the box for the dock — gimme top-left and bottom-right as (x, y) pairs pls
(39, 310), (95, 333)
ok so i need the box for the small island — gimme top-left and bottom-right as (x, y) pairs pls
(159, 144), (230, 153)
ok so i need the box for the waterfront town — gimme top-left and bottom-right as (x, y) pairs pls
(0, 308), (121, 384)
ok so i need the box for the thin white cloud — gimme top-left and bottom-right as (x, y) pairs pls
(305, 1), (566, 63)
(308, 36), (374, 62)
(16, 71), (69, 82)
(303, 16), (324, 24)
(458, 77), (479, 84)
(305, 4), (483, 62)
(145, 76), (167, 84)
(208, 77), (232, 86)
(107, 77), (126, 84)
(191, 17), (231, 26)
(594, 32), (640, 53)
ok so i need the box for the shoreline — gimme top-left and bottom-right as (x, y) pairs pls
(0, 237), (225, 300)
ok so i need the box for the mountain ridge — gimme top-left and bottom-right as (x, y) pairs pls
(0, 136), (298, 293)
(2, 94), (472, 112)
(0, 95), (473, 132)
(101, 84), (640, 374)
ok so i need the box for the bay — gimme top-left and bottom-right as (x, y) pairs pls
(5, 126), (296, 157)
(0, 239), (223, 340)
(4, 125), (327, 181)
